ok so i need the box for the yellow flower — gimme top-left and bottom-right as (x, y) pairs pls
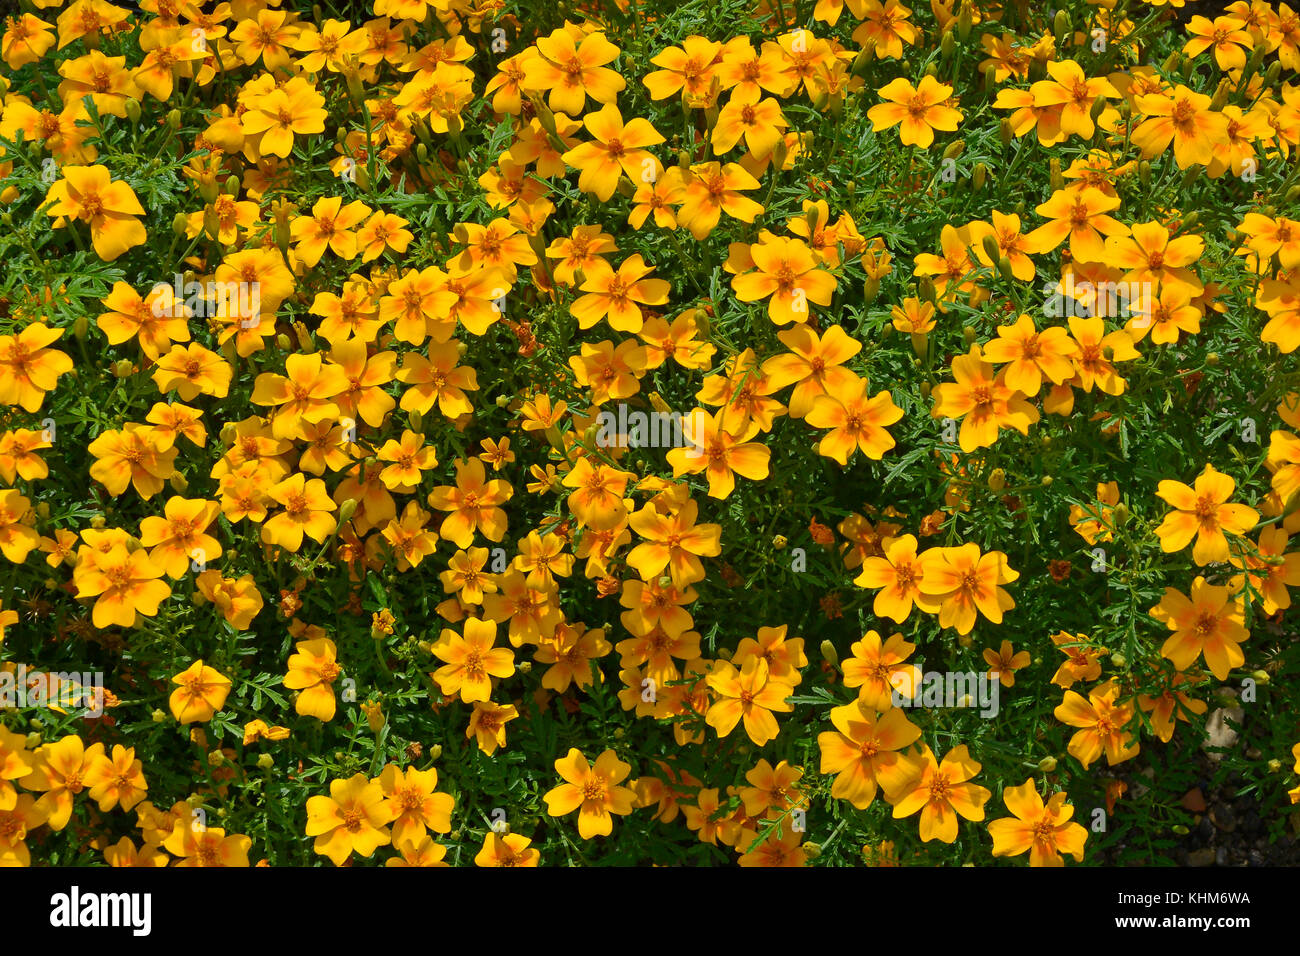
(886, 744), (991, 843)
(988, 778), (1088, 866)
(168, 660), (232, 724)
(378, 764), (454, 849)
(431, 617), (515, 703)
(475, 832), (540, 866)
(284, 638), (343, 722)
(1154, 464), (1259, 565)
(305, 773), (394, 866)
(867, 75), (962, 148)
(543, 748), (636, 839)
(705, 656), (795, 746)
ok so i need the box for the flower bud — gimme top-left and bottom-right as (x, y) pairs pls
(772, 534), (788, 550)
(338, 498), (359, 524)
(981, 234), (1001, 264)
(1037, 756), (1057, 773)
(166, 108), (182, 130)
(988, 468), (1006, 491)
(1053, 9), (1070, 44)
(257, 753), (274, 770)
(152, 708), (167, 722)
(361, 700), (385, 733)
(820, 639), (838, 667)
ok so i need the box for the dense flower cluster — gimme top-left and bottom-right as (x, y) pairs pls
(0, 0), (1299, 868)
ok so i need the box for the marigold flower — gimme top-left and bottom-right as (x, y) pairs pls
(82, 743), (147, 812)
(0, 323), (74, 414)
(806, 378), (903, 465)
(705, 656), (795, 746)
(475, 831), (540, 866)
(139, 496), (222, 578)
(431, 617), (515, 703)
(427, 458), (512, 548)
(164, 825), (253, 867)
(1149, 577), (1249, 680)
(73, 543), (171, 629)
(867, 75), (962, 148)
(932, 347), (1040, 452)
(262, 473), (338, 552)
(44, 165), (146, 261)
(677, 162), (763, 240)
(543, 748), (636, 839)
(1055, 682), (1140, 769)
(731, 235), (836, 326)
(379, 764), (454, 849)
(988, 779), (1088, 866)
(23, 735), (96, 831)
(983, 640), (1031, 688)
(1049, 631), (1104, 688)
(887, 744), (991, 843)
(643, 35), (723, 104)
(524, 27), (625, 116)
(1137, 674), (1208, 743)
(168, 660), (231, 724)
(305, 773), (394, 866)
(1155, 464), (1259, 565)
(570, 254), (670, 333)
(467, 701), (519, 756)
(285, 638), (343, 721)
(1131, 84), (1227, 169)
(919, 543), (1019, 635)
(841, 629), (923, 708)
(0, 489), (39, 565)
(818, 701), (921, 808)
(562, 103), (665, 202)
